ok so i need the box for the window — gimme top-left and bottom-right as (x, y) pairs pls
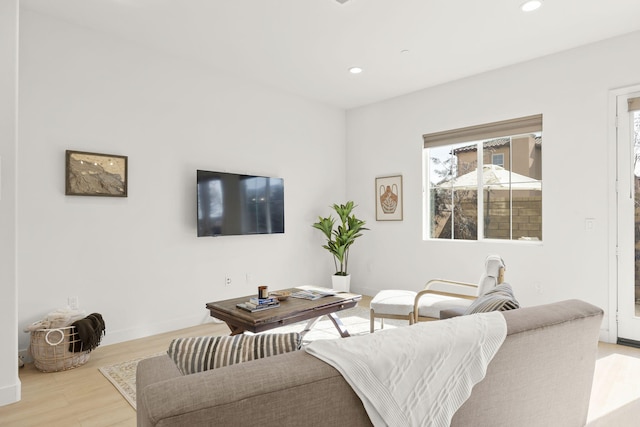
(423, 115), (542, 241)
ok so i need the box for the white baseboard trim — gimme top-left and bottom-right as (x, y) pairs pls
(99, 313), (222, 347)
(598, 313), (616, 343)
(0, 381), (21, 407)
(351, 285), (377, 299)
(18, 314), (224, 356)
(600, 329), (614, 343)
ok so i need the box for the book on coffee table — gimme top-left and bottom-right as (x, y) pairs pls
(236, 302), (280, 312)
(290, 289), (336, 300)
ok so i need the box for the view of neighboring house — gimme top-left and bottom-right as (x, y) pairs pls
(453, 135), (542, 181)
(429, 134), (542, 241)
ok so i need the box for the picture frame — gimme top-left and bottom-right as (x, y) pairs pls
(65, 150), (128, 197)
(376, 175), (403, 221)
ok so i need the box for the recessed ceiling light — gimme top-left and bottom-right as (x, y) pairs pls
(401, 49), (410, 54)
(349, 67), (363, 74)
(521, 0), (542, 12)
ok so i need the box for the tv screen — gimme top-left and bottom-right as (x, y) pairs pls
(197, 170), (284, 237)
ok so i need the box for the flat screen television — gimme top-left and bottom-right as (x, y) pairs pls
(197, 170), (284, 237)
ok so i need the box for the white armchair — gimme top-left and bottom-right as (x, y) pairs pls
(413, 255), (506, 322)
(369, 255), (505, 332)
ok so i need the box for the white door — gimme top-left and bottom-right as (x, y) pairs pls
(617, 91), (640, 344)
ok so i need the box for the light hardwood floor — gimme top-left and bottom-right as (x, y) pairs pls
(2, 299), (640, 427)
(1, 321), (231, 427)
(586, 342), (640, 426)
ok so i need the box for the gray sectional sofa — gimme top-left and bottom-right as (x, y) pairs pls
(137, 299), (603, 427)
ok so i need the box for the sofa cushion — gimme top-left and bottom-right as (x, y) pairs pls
(167, 332), (302, 375)
(464, 283), (519, 314)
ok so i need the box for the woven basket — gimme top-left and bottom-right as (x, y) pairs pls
(30, 326), (90, 372)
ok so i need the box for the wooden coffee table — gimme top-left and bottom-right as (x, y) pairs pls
(205, 287), (362, 337)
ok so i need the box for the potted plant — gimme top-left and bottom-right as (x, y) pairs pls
(312, 201), (368, 292)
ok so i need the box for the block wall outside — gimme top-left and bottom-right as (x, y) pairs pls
(485, 196), (542, 240)
(434, 195), (541, 241)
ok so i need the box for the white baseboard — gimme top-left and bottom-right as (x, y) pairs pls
(600, 329), (614, 343)
(18, 314), (224, 356)
(0, 381), (21, 407)
(351, 285), (377, 298)
(99, 313), (222, 347)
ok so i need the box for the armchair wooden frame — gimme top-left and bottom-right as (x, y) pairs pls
(413, 265), (505, 323)
(369, 308), (414, 334)
(412, 280), (478, 323)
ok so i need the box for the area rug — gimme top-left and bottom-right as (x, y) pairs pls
(98, 352), (165, 410)
(98, 305), (407, 410)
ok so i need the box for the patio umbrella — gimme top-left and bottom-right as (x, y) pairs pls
(436, 164), (541, 191)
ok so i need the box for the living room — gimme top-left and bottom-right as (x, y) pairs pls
(2, 0), (640, 424)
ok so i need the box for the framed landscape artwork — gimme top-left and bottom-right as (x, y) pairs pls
(376, 175), (403, 221)
(65, 150), (128, 197)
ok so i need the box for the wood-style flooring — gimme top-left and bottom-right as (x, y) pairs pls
(1, 298), (639, 426)
(0, 322), (229, 427)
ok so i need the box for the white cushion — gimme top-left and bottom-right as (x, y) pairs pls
(485, 255), (505, 277)
(370, 290), (416, 316)
(476, 255), (506, 296)
(416, 294), (473, 319)
(476, 275), (497, 296)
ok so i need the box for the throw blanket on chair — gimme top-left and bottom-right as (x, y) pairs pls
(305, 311), (507, 427)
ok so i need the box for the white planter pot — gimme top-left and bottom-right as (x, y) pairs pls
(331, 274), (351, 292)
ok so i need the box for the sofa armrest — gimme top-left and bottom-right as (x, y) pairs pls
(451, 299), (604, 427)
(136, 354), (181, 427)
(137, 350), (373, 427)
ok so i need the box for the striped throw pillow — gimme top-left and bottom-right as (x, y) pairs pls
(464, 283), (519, 314)
(167, 333), (302, 375)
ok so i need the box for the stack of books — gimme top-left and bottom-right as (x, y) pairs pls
(236, 296), (280, 312)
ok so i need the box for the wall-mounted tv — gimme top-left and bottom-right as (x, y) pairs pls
(197, 170), (284, 237)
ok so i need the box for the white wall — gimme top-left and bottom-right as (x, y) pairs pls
(346, 31), (640, 341)
(14, 8), (640, 361)
(16, 9), (346, 352)
(0, 0), (20, 406)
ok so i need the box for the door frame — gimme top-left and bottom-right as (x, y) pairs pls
(609, 84), (640, 344)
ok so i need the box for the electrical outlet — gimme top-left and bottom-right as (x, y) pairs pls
(534, 282), (543, 295)
(225, 276), (232, 286)
(68, 296), (79, 309)
(585, 218), (595, 231)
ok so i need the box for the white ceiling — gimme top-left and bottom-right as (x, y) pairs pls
(20, 0), (640, 109)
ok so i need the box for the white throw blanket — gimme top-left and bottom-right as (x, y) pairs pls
(305, 311), (507, 427)
(23, 307), (87, 332)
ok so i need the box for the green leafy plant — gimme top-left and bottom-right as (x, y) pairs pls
(312, 201), (368, 276)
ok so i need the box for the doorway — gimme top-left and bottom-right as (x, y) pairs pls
(616, 89), (640, 345)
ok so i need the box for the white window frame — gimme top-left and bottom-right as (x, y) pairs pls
(422, 115), (542, 242)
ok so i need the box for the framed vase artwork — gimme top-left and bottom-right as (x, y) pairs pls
(376, 175), (403, 221)
(65, 150), (128, 197)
